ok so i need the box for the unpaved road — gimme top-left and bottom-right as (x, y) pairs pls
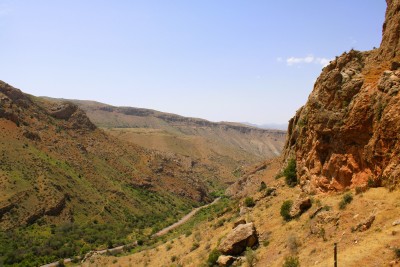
(153, 197), (220, 237)
(40, 197), (220, 267)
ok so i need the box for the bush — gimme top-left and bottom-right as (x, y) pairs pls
(280, 200), (293, 221)
(265, 187), (275, 196)
(283, 256), (300, 267)
(245, 247), (256, 265)
(207, 249), (221, 267)
(190, 242), (200, 251)
(259, 181), (267, 191)
(185, 230), (192, 237)
(283, 159), (297, 187)
(339, 192), (353, 209)
(244, 197), (256, 208)
(394, 247), (400, 258)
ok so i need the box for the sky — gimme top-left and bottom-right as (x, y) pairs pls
(0, 1), (386, 125)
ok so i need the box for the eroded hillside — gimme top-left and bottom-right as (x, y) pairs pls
(284, 0), (400, 193)
(66, 100), (285, 184)
(0, 81), (225, 266)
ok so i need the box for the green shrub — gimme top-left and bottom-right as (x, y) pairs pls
(394, 247), (400, 258)
(265, 187), (275, 196)
(207, 249), (221, 267)
(244, 197), (256, 207)
(280, 200), (293, 221)
(185, 230), (192, 237)
(283, 256), (300, 267)
(245, 247), (256, 265)
(190, 242), (200, 251)
(259, 181), (267, 191)
(263, 239), (270, 247)
(283, 159), (297, 187)
(339, 192), (353, 209)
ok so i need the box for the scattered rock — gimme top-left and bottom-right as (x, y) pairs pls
(48, 103), (78, 120)
(392, 219), (400, 226)
(310, 211), (340, 235)
(354, 215), (375, 232)
(233, 219), (246, 229)
(289, 197), (312, 218)
(391, 61), (400, 70)
(23, 129), (41, 141)
(217, 255), (236, 266)
(239, 206), (249, 216)
(265, 187), (277, 196)
(218, 222), (258, 255)
(309, 206), (323, 219)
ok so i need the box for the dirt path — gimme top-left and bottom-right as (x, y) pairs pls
(153, 197), (221, 237)
(40, 198), (220, 267)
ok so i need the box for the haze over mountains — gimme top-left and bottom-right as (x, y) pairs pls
(0, 80), (286, 266)
(0, 1), (399, 267)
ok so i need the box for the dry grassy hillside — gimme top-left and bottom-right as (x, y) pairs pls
(83, 159), (400, 267)
(0, 81), (226, 266)
(64, 100), (286, 185)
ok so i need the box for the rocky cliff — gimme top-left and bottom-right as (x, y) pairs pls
(284, 0), (400, 193)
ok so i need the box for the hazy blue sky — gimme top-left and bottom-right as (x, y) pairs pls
(0, 1), (386, 124)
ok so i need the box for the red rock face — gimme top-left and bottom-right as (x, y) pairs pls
(284, 1), (400, 193)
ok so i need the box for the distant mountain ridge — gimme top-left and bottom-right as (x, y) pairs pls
(61, 99), (286, 160)
(55, 99), (284, 133)
(241, 122), (288, 131)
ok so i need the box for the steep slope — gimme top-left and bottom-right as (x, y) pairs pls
(71, 100), (285, 158)
(84, 158), (400, 267)
(0, 81), (216, 266)
(68, 99), (285, 159)
(284, 0), (400, 193)
(45, 99), (285, 187)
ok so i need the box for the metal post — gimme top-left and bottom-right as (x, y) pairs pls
(334, 242), (337, 267)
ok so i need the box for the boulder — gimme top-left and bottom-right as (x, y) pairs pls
(354, 215), (375, 232)
(218, 222), (258, 255)
(217, 255), (236, 266)
(289, 197), (312, 218)
(393, 219), (400, 226)
(232, 219), (246, 229)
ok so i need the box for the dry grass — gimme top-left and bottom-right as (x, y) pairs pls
(85, 160), (400, 267)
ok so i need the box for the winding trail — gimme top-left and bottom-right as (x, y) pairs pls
(40, 197), (220, 267)
(153, 197), (220, 237)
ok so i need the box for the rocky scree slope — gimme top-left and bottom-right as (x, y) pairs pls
(0, 80), (212, 231)
(284, 0), (400, 193)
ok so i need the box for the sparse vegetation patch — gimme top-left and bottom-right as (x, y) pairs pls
(283, 159), (297, 187)
(339, 192), (353, 209)
(283, 256), (300, 267)
(280, 200), (293, 221)
(244, 197), (256, 207)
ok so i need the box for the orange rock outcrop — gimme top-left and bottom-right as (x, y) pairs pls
(284, 0), (400, 192)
